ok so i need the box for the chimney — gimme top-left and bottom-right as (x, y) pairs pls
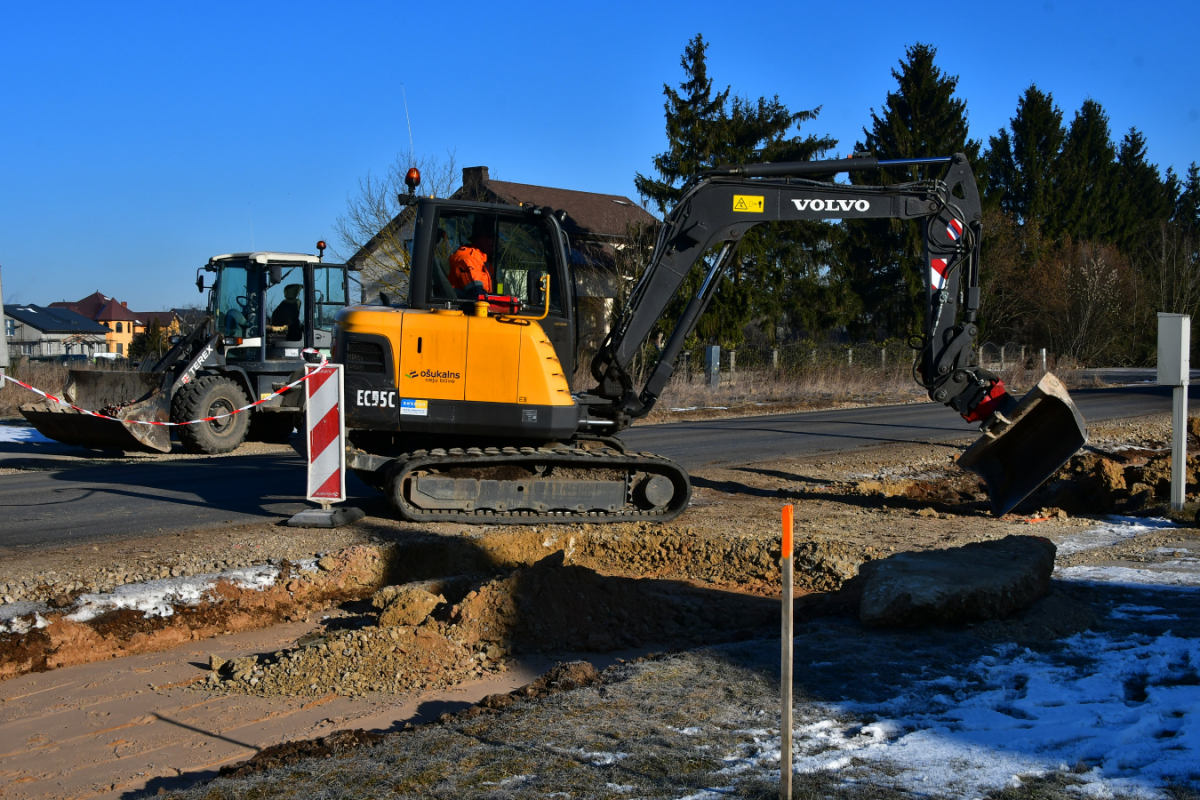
(462, 166), (490, 199)
(122, 301), (128, 308)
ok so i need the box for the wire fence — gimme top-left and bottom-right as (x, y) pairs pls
(667, 340), (1062, 384)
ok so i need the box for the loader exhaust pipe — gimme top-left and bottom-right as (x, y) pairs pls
(958, 372), (1087, 516)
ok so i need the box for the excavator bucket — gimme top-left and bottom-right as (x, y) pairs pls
(19, 370), (173, 453)
(957, 372), (1087, 516)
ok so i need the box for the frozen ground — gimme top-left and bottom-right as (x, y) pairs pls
(698, 518), (1200, 799)
(155, 518), (1200, 800)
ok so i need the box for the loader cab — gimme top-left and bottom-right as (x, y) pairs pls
(408, 199), (575, 377)
(204, 252), (351, 365)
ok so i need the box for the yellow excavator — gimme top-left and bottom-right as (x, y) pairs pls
(333, 156), (1087, 523)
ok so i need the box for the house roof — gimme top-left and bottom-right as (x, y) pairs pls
(137, 311), (179, 329)
(4, 304), (110, 335)
(94, 302), (142, 323)
(350, 168), (658, 269)
(51, 292), (142, 323)
(480, 180), (656, 240)
(50, 291), (109, 319)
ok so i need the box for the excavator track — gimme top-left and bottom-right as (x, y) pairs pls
(375, 445), (691, 524)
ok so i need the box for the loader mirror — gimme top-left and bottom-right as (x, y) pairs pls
(196, 274), (205, 293)
(269, 264), (283, 285)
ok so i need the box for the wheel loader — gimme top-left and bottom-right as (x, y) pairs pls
(333, 155), (1087, 521)
(20, 249), (354, 454)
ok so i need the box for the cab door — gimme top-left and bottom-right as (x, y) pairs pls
(495, 217), (574, 381)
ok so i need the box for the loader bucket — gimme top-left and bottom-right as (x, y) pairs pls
(957, 372), (1087, 517)
(19, 370), (173, 453)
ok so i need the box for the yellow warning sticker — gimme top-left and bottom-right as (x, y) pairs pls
(260, 392), (272, 400)
(732, 195), (764, 213)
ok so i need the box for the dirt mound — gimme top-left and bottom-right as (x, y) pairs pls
(204, 619), (486, 697)
(452, 552), (771, 654)
(846, 448), (1200, 519)
(203, 556), (776, 698)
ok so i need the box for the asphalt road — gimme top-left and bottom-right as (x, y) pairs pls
(0, 384), (1188, 550)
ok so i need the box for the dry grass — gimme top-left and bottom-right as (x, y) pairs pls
(0, 361), (70, 418)
(0, 360), (134, 419)
(630, 364), (1099, 425)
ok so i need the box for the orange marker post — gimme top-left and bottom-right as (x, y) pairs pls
(780, 504), (794, 799)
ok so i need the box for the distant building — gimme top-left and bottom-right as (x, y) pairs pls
(350, 166), (657, 360)
(4, 304), (109, 359)
(171, 307), (207, 331)
(49, 293), (180, 355)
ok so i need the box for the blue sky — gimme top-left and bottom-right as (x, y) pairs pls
(1, 0), (1197, 312)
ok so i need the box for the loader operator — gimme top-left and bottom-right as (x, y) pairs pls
(448, 221), (495, 297)
(269, 283), (303, 340)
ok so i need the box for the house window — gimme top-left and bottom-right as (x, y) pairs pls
(4, 319), (12, 337)
(117, 342), (123, 355)
(116, 322), (123, 333)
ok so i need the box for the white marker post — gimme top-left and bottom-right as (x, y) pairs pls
(1158, 313), (1191, 511)
(288, 362), (365, 528)
(780, 504), (794, 800)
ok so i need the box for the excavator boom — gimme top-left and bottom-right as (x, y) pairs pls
(586, 153), (1087, 515)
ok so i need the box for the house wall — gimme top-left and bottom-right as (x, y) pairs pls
(6, 322), (105, 358)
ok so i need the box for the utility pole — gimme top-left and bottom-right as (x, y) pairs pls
(0, 262), (9, 376)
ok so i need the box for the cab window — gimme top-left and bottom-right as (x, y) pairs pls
(428, 211), (496, 303)
(313, 266), (347, 332)
(496, 220), (561, 315)
(266, 266), (305, 342)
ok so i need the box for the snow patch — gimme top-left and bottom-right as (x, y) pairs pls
(0, 424), (52, 444)
(65, 564), (282, 622)
(1054, 516), (1179, 557)
(686, 629), (1200, 799)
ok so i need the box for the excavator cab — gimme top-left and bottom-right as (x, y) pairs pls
(408, 202), (575, 376)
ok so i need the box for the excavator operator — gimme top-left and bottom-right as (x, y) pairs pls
(448, 219), (495, 297)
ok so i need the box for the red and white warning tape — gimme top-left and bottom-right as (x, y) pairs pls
(0, 349), (328, 427)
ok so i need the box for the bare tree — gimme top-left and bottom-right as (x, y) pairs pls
(333, 149), (460, 302)
(1026, 238), (1132, 366)
(1145, 221), (1200, 318)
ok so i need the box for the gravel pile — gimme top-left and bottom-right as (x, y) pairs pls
(205, 621), (502, 698)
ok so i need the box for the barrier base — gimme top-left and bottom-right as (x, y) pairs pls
(287, 506), (366, 528)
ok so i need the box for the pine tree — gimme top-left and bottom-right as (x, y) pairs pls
(1111, 128), (1173, 252)
(1173, 162), (1200, 240)
(634, 35), (730, 215)
(1053, 99), (1118, 242)
(985, 85), (1064, 246)
(843, 43), (981, 338)
(635, 34), (836, 348)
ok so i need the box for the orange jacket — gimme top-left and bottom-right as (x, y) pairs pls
(448, 246), (493, 293)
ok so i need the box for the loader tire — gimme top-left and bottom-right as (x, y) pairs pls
(248, 411), (297, 443)
(173, 376), (251, 455)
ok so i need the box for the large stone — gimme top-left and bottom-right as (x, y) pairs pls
(377, 588), (442, 628)
(858, 535), (1056, 627)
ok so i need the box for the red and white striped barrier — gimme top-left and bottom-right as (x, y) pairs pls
(303, 362), (346, 504)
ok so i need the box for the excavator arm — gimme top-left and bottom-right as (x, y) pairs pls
(586, 153), (1088, 516)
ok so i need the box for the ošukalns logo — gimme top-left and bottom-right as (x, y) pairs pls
(791, 198), (870, 212)
(408, 368), (460, 381)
